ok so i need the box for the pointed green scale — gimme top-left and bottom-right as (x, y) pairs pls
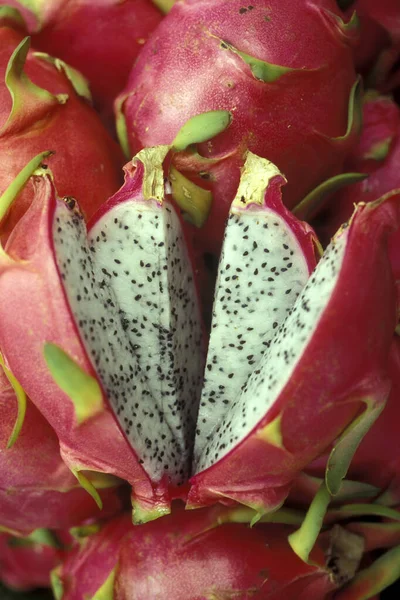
(33, 52), (92, 101)
(72, 470), (103, 510)
(44, 343), (104, 425)
(218, 39), (306, 83)
(91, 569), (116, 600)
(115, 94), (131, 158)
(51, 568), (64, 600)
(326, 397), (385, 496)
(2, 37), (68, 135)
(330, 77), (363, 143)
(340, 544), (400, 598)
(0, 151), (53, 223)
(293, 172), (368, 221)
(0, 353), (27, 449)
(172, 110), (231, 151)
(169, 166), (212, 227)
(0, 6), (26, 27)
(289, 394), (386, 563)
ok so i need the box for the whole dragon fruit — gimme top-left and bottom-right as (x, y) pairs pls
(0, 146), (204, 522)
(49, 505), (365, 600)
(116, 0), (360, 263)
(0, 17), (123, 240)
(3, 0), (165, 123)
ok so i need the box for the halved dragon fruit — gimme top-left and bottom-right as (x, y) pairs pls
(0, 361), (125, 536)
(193, 152), (318, 465)
(0, 146), (204, 522)
(189, 186), (400, 511)
(117, 0), (359, 262)
(0, 19), (123, 240)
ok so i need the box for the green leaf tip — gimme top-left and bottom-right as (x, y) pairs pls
(169, 166), (212, 228)
(151, 0), (176, 14)
(172, 110), (231, 152)
(115, 94), (131, 158)
(33, 52), (92, 102)
(0, 353), (27, 449)
(326, 399), (385, 496)
(72, 470), (103, 510)
(339, 544), (400, 599)
(0, 151), (53, 223)
(132, 498), (170, 525)
(288, 483), (331, 564)
(332, 77), (363, 143)
(0, 5), (26, 27)
(91, 568), (116, 600)
(3, 37), (68, 135)
(51, 567), (64, 600)
(219, 39), (300, 83)
(43, 342), (103, 425)
(293, 172), (368, 220)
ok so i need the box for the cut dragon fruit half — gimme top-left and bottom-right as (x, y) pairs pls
(193, 152), (318, 463)
(0, 147), (203, 522)
(189, 188), (400, 512)
(53, 145), (205, 486)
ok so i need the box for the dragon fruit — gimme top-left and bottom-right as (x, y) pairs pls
(116, 0), (360, 265)
(48, 505), (365, 600)
(0, 362), (125, 536)
(0, 529), (66, 591)
(0, 19), (123, 240)
(193, 152), (318, 464)
(0, 146), (204, 522)
(4, 0), (164, 123)
(189, 188), (400, 511)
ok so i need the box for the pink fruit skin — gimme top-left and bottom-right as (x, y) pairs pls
(114, 507), (338, 600)
(0, 368), (124, 536)
(53, 514), (131, 600)
(188, 194), (400, 511)
(118, 0), (358, 258)
(0, 173), (170, 518)
(308, 336), (400, 503)
(349, 0), (400, 91)
(0, 533), (65, 591)
(0, 25), (124, 240)
(26, 0), (164, 122)
(317, 94), (400, 276)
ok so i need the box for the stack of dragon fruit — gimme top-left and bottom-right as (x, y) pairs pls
(1, 0), (400, 598)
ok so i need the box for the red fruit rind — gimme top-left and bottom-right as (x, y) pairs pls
(51, 514), (131, 600)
